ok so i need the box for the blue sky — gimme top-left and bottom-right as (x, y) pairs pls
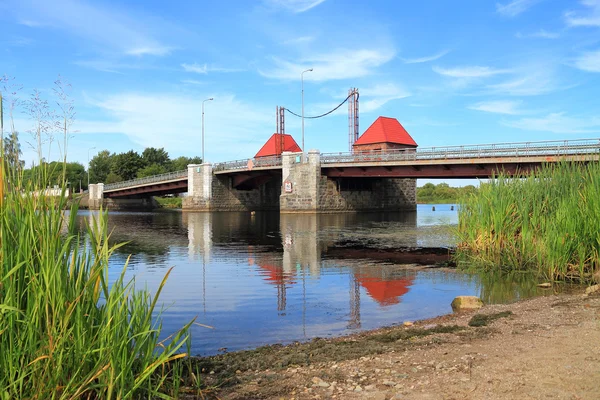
(1, 0), (600, 175)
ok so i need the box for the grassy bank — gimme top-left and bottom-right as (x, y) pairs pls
(455, 162), (600, 283)
(0, 165), (194, 398)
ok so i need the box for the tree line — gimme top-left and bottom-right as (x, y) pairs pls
(416, 182), (478, 204)
(89, 148), (201, 184)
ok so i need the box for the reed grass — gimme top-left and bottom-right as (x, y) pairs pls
(455, 162), (600, 283)
(0, 160), (193, 398)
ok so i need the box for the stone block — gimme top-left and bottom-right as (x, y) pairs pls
(451, 296), (484, 312)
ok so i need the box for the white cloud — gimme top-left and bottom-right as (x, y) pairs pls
(77, 92), (274, 162)
(469, 100), (525, 115)
(282, 36), (315, 45)
(503, 112), (600, 134)
(126, 46), (173, 57)
(260, 48), (395, 81)
(74, 59), (144, 74)
(181, 80), (205, 85)
(264, 0), (327, 13)
(515, 29), (560, 39)
(402, 50), (450, 64)
(573, 49), (600, 72)
(565, 0), (600, 27)
(432, 65), (511, 78)
(496, 0), (543, 17)
(12, 0), (173, 57)
(359, 83), (411, 113)
(181, 63), (244, 74)
(486, 67), (563, 96)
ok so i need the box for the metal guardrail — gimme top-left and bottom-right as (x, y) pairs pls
(102, 139), (600, 191)
(103, 169), (187, 191)
(320, 138), (600, 164)
(213, 155), (283, 172)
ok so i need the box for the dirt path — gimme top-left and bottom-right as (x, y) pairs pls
(196, 290), (600, 400)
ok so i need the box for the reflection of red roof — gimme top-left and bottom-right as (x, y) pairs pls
(354, 117), (417, 147)
(257, 264), (296, 285)
(255, 133), (302, 158)
(357, 276), (414, 306)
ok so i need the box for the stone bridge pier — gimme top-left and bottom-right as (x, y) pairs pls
(280, 150), (416, 213)
(183, 163), (281, 212)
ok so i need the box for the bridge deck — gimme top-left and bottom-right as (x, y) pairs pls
(102, 138), (600, 193)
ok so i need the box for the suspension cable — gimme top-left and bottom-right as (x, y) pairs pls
(284, 91), (359, 119)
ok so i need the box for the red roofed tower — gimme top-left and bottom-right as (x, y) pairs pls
(352, 117), (417, 153)
(255, 133), (302, 158)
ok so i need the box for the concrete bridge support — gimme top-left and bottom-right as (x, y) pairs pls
(183, 163), (281, 211)
(182, 163), (213, 211)
(280, 151), (417, 213)
(87, 183), (158, 210)
(88, 183), (104, 210)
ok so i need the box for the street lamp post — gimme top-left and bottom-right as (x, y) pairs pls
(202, 98), (214, 163)
(301, 68), (313, 162)
(87, 146), (96, 189)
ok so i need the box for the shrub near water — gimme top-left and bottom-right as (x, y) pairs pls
(0, 166), (193, 398)
(455, 162), (600, 283)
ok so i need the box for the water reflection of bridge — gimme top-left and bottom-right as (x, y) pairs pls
(183, 212), (421, 328)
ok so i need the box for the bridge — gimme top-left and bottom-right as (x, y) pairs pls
(87, 138), (600, 212)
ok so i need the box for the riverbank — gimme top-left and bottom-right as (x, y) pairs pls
(191, 287), (599, 399)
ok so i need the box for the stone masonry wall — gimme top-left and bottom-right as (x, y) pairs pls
(280, 151), (320, 213)
(211, 175), (281, 211)
(318, 177), (416, 212)
(280, 150), (417, 213)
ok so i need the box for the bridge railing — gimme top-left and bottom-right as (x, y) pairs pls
(321, 138), (600, 164)
(213, 155), (282, 172)
(103, 170), (187, 191)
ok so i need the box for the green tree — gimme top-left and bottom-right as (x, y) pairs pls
(105, 172), (124, 184)
(142, 147), (170, 168)
(89, 150), (113, 184)
(137, 163), (167, 178)
(110, 150), (143, 181)
(170, 156), (202, 171)
(2, 131), (24, 172)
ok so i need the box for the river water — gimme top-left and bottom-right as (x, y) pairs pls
(75, 205), (542, 356)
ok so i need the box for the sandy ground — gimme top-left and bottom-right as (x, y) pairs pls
(194, 288), (600, 400)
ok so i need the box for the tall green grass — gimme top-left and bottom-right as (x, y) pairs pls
(0, 162), (194, 398)
(455, 162), (600, 283)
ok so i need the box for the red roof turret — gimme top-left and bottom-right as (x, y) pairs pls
(354, 117), (417, 147)
(255, 133), (302, 158)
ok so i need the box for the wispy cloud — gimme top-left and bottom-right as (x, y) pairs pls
(503, 112), (600, 134)
(433, 65), (511, 78)
(181, 79), (205, 85)
(282, 36), (315, 45)
(260, 48), (395, 81)
(573, 49), (600, 72)
(496, 0), (543, 17)
(80, 92), (273, 161)
(402, 50), (450, 64)
(11, 0), (174, 57)
(264, 0), (327, 13)
(515, 29), (560, 39)
(181, 63), (244, 74)
(486, 69), (566, 96)
(74, 59), (160, 74)
(18, 19), (43, 27)
(469, 100), (525, 115)
(126, 46), (173, 57)
(360, 83), (411, 112)
(6, 36), (33, 47)
(565, 0), (600, 27)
